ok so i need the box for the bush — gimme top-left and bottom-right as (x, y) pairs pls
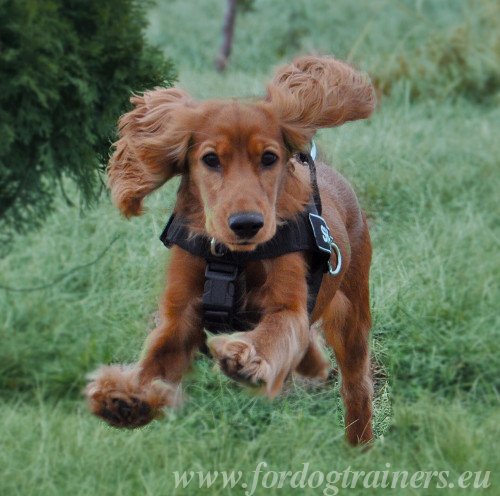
(0, 0), (175, 250)
(372, 0), (500, 101)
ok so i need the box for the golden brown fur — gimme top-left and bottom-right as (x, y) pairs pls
(86, 56), (376, 445)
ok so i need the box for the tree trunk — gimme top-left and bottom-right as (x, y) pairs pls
(215, 0), (238, 72)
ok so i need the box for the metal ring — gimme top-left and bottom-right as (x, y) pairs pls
(328, 241), (342, 276)
(210, 238), (225, 257)
(310, 140), (317, 161)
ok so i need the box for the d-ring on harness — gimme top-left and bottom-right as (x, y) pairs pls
(160, 144), (343, 334)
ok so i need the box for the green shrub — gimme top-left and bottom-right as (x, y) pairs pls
(0, 0), (175, 250)
(372, 0), (500, 101)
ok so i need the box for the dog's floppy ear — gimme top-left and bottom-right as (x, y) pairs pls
(266, 56), (376, 151)
(108, 87), (195, 217)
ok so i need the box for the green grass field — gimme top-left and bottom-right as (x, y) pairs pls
(1, 1), (499, 494)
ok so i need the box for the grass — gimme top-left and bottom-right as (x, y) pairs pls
(1, 0), (499, 494)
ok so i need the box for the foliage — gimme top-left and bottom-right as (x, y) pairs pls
(0, 0), (175, 249)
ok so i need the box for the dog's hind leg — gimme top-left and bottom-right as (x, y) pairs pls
(85, 247), (205, 428)
(322, 281), (373, 445)
(295, 327), (331, 380)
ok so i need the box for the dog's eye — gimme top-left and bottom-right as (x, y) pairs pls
(261, 151), (278, 167)
(202, 153), (221, 169)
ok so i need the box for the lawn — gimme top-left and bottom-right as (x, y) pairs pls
(1, 0), (499, 494)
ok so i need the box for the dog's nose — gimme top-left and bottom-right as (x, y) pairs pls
(228, 212), (264, 239)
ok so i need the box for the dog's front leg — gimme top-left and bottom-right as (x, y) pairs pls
(85, 247), (205, 427)
(208, 253), (310, 397)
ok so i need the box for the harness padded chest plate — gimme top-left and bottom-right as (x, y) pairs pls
(159, 153), (342, 333)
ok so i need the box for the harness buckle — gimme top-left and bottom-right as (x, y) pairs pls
(202, 261), (239, 331)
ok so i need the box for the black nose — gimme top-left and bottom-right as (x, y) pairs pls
(228, 212), (264, 239)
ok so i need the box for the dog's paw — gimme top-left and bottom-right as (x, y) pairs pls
(85, 365), (178, 428)
(207, 335), (273, 389)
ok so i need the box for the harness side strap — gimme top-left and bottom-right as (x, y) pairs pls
(298, 152), (322, 216)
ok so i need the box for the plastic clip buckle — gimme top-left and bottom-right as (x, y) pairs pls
(202, 262), (239, 327)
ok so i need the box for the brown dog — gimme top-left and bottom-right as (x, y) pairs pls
(85, 56), (376, 445)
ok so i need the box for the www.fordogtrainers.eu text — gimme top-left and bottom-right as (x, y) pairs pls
(173, 462), (491, 495)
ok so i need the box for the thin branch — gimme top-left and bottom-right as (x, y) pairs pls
(215, 0), (238, 72)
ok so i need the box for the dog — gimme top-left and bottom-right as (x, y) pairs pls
(85, 55), (376, 445)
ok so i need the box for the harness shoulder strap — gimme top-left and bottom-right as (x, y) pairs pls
(298, 151), (322, 216)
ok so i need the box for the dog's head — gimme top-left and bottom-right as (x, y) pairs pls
(108, 56), (375, 251)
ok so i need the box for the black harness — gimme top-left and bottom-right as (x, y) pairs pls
(160, 152), (342, 333)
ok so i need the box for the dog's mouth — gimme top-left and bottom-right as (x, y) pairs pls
(216, 235), (269, 253)
(222, 224), (280, 252)
(226, 240), (258, 252)
(208, 222), (277, 253)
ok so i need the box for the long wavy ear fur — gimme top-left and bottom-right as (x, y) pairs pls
(266, 56), (376, 150)
(108, 88), (195, 217)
